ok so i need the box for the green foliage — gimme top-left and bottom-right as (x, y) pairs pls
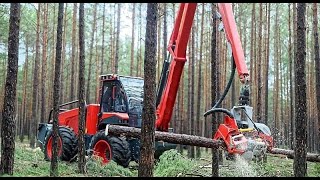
(154, 149), (197, 177)
(85, 158), (135, 177)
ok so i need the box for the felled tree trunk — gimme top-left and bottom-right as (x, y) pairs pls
(269, 148), (320, 163)
(107, 125), (226, 149)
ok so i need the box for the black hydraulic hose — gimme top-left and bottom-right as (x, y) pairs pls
(205, 108), (234, 119)
(204, 56), (236, 117)
(241, 108), (262, 133)
(156, 53), (171, 107)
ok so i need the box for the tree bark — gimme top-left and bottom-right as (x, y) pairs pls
(249, 4), (255, 107)
(189, 24), (195, 159)
(30, 3), (41, 148)
(195, 3), (204, 159)
(292, 3), (297, 149)
(70, 3), (78, 104)
(114, 3), (121, 74)
(48, 4), (57, 118)
(156, 5), (162, 82)
(256, 3), (263, 123)
(0, 3), (20, 175)
(78, 3), (86, 174)
(187, 24), (192, 158)
(211, 3), (219, 177)
(288, 3), (294, 149)
(130, 3), (136, 76)
(40, 3), (48, 123)
(269, 148), (320, 163)
(20, 35), (29, 142)
(312, 3), (320, 154)
(273, 4), (280, 147)
(294, 3), (307, 177)
(163, 3), (167, 66)
(138, 3), (157, 177)
(85, 3), (97, 103)
(100, 3), (106, 76)
(59, 4), (68, 104)
(50, 3), (64, 177)
(264, 3), (270, 127)
(108, 4), (114, 74)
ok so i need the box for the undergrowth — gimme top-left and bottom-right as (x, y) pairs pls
(154, 149), (197, 177)
(3, 142), (320, 177)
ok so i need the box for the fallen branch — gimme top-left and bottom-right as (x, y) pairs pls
(107, 125), (226, 149)
(268, 148), (320, 162)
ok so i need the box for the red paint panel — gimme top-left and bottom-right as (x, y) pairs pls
(155, 3), (197, 131)
(218, 3), (249, 80)
(85, 104), (100, 135)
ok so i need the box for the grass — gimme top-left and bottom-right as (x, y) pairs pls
(3, 142), (320, 177)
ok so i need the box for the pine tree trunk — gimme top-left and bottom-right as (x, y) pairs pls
(50, 3), (64, 177)
(85, 3), (97, 103)
(211, 3), (219, 177)
(163, 3), (167, 66)
(30, 3), (41, 148)
(109, 4), (114, 74)
(249, 4), (255, 106)
(256, 3), (263, 123)
(20, 35), (29, 142)
(48, 4), (57, 117)
(294, 3), (307, 177)
(40, 3), (48, 123)
(273, 5), (280, 147)
(264, 3), (270, 127)
(78, 3), (86, 174)
(0, 3), (20, 175)
(138, 3), (158, 177)
(100, 3), (106, 76)
(130, 3), (136, 76)
(187, 28), (192, 158)
(70, 3), (77, 104)
(136, 4), (142, 77)
(156, 5), (162, 82)
(288, 3), (293, 146)
(114, 3), (121, 74)
(312, 3), (320, 154)
(189, 25), (195, 159)
(59, 4), (68, 104)
(195, 3), (205, 159)
(288, 3), (294, 149)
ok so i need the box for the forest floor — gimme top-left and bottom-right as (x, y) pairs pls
(2, 141), (320, 177)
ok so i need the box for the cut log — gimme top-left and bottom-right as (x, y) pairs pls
(106, 125), (226, 149)
(106, 125), (320, 162)
(268, 148), (320, 162)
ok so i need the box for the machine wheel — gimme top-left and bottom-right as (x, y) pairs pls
(44, 126), (78, 162)
(89, 130), (131, 168)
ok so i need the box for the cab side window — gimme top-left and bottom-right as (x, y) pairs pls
(114, 86), (127, 112)
(101, 84), (112, 112)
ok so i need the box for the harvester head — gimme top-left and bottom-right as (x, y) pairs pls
(230, 105), (273, 161)
(214, 115), (248, 154)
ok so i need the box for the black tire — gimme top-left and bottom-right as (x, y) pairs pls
(44, 126), (78, 162)
(89, 130), (131, 168)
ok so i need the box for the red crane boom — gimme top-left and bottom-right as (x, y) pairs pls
(155, 3), (249, 131)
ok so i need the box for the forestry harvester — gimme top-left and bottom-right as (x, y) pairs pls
(37, 3), (273, 167)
